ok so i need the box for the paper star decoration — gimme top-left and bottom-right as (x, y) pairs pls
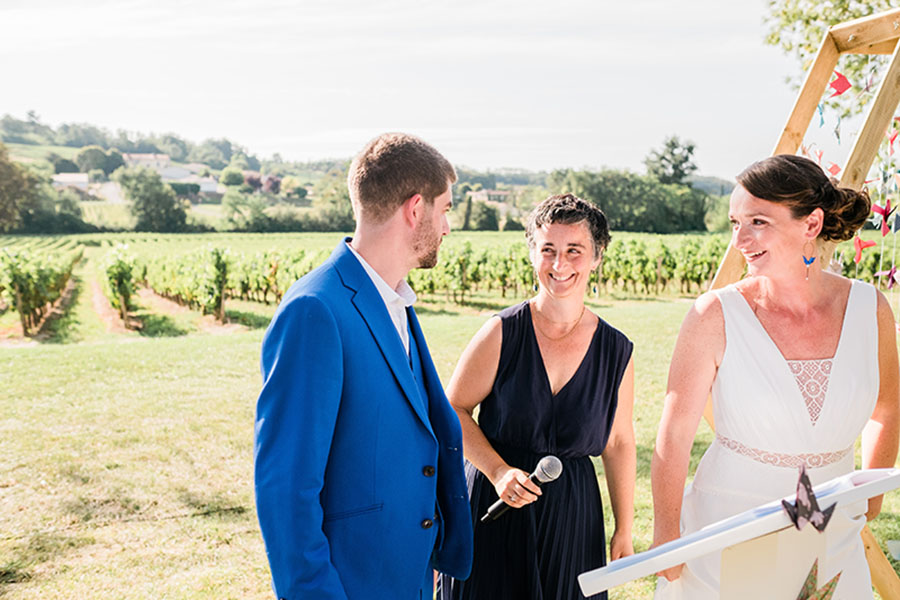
(829, 71), (852, 98)
(873, 200), (895, 236)
(863, 71), (876, 93)
(875, 265), (899, 289)
(796, 559), (841, 600)
(854, 236), (877, 264)
(782, 464), (836, 532)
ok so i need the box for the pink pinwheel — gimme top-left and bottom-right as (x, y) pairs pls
(873, 200), (895, 236)
(854, 236), (876, 264)
(829, 71), (851, 97)
(875, 265), (900, 289)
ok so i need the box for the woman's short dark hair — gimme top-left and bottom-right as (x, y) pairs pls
(736, 154), (870, 242)
(525, 194), (610, 259)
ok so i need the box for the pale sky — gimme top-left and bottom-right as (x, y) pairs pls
(1, 0), (842, 180)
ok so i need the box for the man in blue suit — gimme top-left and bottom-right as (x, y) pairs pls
(254, 133), (473, 599)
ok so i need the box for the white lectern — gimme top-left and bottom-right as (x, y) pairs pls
(578, 469), (900, 598)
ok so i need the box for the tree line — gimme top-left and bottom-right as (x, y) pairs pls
(0, 132), (728, 236)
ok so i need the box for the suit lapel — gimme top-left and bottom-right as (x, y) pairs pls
(408, 308), (441, 408)
(332, 241), (435, 437)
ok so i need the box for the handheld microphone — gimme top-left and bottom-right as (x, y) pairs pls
(480, 455), (563, 523)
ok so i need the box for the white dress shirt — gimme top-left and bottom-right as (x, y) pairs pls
(346, 241), (417, 355)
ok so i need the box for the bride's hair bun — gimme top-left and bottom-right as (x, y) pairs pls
(736, 154), (870, 242)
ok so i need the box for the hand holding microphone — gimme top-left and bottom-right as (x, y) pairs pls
(481, 455), (563, 523)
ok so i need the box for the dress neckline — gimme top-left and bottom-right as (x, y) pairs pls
(525, 302), (601, 399)
(730, 279), (856, 363)
(726, 281), (856, 429)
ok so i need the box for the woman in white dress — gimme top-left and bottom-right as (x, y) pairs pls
(652, 154), (900, 599)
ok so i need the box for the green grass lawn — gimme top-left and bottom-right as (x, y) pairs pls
(3, 239), (900, 599)
(5, 143), (80, 163)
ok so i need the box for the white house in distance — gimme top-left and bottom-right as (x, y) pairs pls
(171, 173), (218, 193)
(468, 189), (511, 203)
(122, 153), (217, 193)
(122, 153), (171, 170)
(51, 173), (90, 190)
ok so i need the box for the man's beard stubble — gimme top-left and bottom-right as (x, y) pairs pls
(413, 218), (440, 269)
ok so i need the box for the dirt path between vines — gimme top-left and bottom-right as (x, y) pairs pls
(0, 276), (81, 346)
(91, 278), (130, 334)
(135, 287), (247, 334)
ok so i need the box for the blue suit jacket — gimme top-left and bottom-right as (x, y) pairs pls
(254, 240), (473, 599)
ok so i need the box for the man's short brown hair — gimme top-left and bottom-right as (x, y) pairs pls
(348, 133), (457, 223)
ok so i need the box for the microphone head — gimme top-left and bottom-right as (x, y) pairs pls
(534, 455), (563, 484)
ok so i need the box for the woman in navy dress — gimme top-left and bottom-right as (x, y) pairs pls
(438, 194), (636, 600)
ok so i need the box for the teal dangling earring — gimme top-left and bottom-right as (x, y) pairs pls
(802, 240), (817, 280)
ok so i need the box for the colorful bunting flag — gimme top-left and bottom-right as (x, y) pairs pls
(873, 200), (895, 236)
(875, 265), (899, 289)
(854, 236), (876, 263)
(829, 71), (851, 98)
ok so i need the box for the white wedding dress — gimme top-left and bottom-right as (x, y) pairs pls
(655, 280), (879, 599)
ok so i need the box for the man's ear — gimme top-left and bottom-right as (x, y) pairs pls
(402, 193), (424, 228)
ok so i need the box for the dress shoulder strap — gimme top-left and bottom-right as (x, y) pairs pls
(840, 280), (878, 356)
(709, 283), (747, 322)
(843, 279), (876, 327)
(495, 301), (532, 375)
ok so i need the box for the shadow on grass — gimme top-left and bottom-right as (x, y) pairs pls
(40, 274), (84, 344)
(417, 297), (512, 314)
(63, 493), (143, 523)
(596, 292), (681, 304)
(178, 489), (249, 521)
(133, 312), (190, 337)
(413, 305), (461, 317)
(0, 532), (94, 591)
(0, 559), (31, 584)
(225, 308), (272, 329)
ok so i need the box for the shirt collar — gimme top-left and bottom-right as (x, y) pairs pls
(346, 241), (416, 307)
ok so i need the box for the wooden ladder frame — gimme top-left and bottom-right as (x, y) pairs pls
(706, 8), (900, 598)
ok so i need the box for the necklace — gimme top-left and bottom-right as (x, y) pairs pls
(532, 304), (586, 341)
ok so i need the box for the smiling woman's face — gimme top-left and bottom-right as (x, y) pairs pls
(530, 221), (599, 299)
(728, 184), (814, 278)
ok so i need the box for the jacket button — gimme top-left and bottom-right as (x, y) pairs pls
(421, 518), (434, 529)
(422, 465), (435, 477)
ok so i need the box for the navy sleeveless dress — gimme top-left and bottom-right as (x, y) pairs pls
(437, 301), (633, 600)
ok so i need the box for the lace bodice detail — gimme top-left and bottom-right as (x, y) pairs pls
(786, 358), (833, 425)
